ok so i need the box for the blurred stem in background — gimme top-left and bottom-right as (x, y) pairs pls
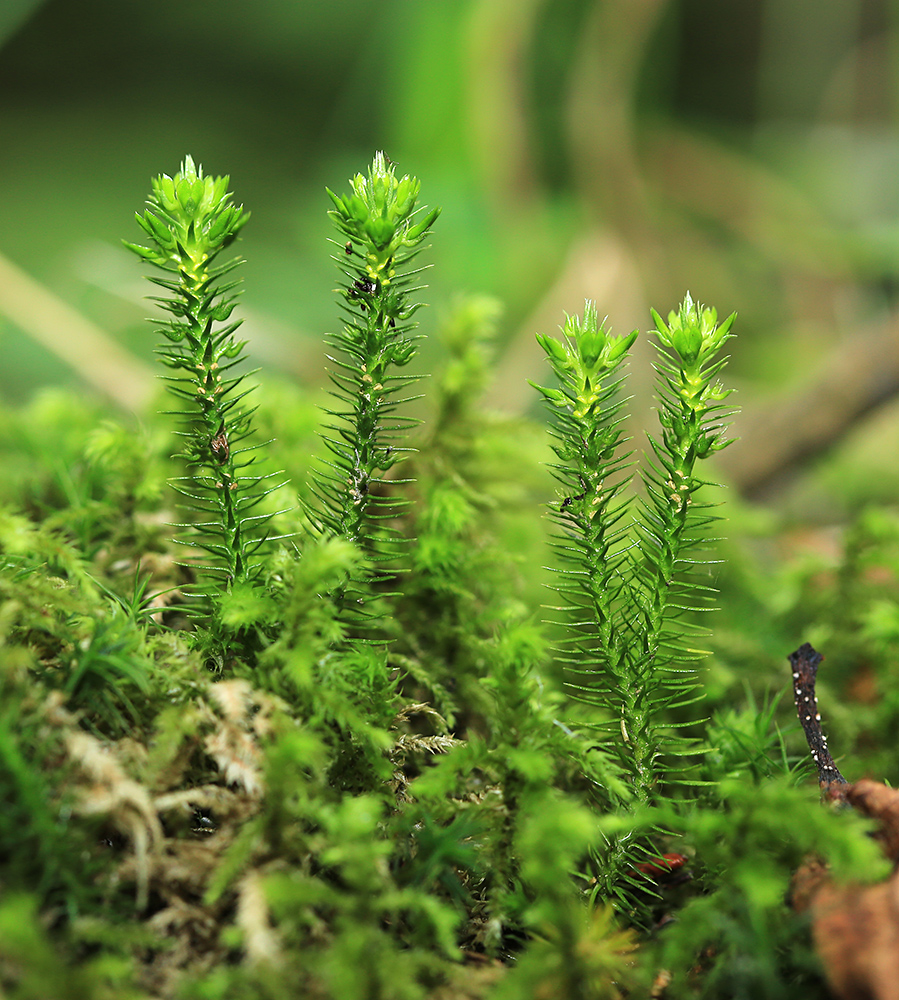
(0, 0), (44, 44)
(0, 251), (153, 411)
(3, 0), (899, 503)
(454, 0), (899, 501)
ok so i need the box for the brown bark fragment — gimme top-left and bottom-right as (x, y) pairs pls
(846, 780), (899, 864)
(811, 873), (899, 1000)
(790, 780), (899, 1000)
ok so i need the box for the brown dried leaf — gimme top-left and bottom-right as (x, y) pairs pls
(811, 871), (899, 1000)
(793, 780), (899, 1000)
(789, 855), (831, 915)
(846, 779), (899, 864)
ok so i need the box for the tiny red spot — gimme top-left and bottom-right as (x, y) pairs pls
(636, 853), (688, 880)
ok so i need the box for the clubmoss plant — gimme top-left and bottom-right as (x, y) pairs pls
(307, 152), (439, 635)
(125, 156), (288, 646)
(533, 297), (735, 805)
(5, 151), (888, 1000)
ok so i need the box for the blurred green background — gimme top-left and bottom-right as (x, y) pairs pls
(3, 0), (899, 513)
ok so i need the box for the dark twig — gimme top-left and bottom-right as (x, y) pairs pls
(788, 643), (847, 798)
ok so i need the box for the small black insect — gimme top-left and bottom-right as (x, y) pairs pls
(192, 806), (216, 835)
(561, 474), (590, 510)
(349, 276), (378, 298)
(345, 241), (353, 254)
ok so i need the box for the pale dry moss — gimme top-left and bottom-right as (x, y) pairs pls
(28, 663), (474, 996)
(44, 693), (162, 910)
(31, 675), (291, 992)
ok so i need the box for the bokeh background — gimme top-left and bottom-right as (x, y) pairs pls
(2, 0), (899, 516)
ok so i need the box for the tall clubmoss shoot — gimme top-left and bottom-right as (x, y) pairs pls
(306, 152), (439, 643)
(124, 156), (289, 658)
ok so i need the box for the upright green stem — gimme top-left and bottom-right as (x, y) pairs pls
(125, 156), (287, 627)
(629, 294), (735, 796)
(534, 295), (735, 805)
(308, 153), (439, 628)
(532, 303), (637, 783)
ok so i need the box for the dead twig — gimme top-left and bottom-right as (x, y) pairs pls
(788, 642), (848, 799)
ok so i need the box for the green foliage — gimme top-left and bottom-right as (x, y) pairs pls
(649, 777), (887, 999)
(0, 894), (142, 1000)
(308, 154), (440, 630)
(716, 501), (899, 788)
(533, 296), (735, 808)
(492, 799), (638, 1000)
(396, 295), (550, 728)
(0, 682), (101, 916)
(125, 156), (289, 640)
(1, 152), (891, 1000)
